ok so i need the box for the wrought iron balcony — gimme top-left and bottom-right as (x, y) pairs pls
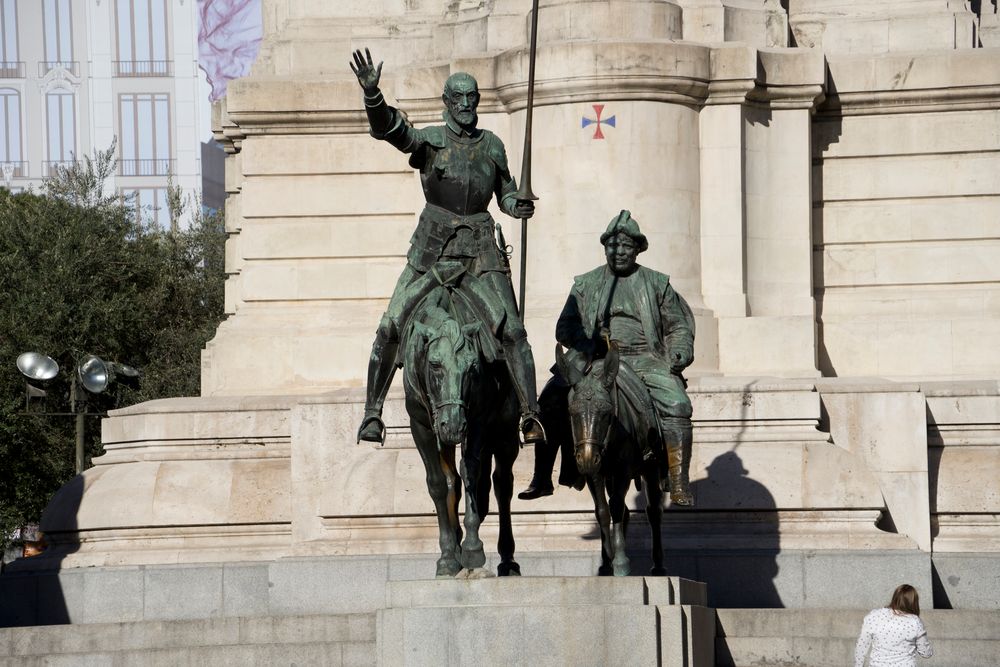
(0, 61), (25, 78)
(118, 158), (174, 177)
(43, 160), (79, 177)
(1, 161), (28, 179)
(113, 60), (173, 77)
(39, 61), (80, 77)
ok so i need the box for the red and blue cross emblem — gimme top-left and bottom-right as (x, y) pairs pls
(582, 104), (616, 139)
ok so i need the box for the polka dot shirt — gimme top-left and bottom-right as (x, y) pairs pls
(855, 607), (933, 666)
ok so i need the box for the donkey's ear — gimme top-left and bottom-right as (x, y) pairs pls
(555, 344), (584, 386)
(602, 342), (620, 390)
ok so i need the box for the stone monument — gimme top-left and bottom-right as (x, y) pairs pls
(9, 0), (1000, 622)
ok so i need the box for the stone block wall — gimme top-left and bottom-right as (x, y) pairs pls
(813, 50), (1000, 379)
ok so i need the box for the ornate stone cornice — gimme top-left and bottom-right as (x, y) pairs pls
(819, 85), (1000, 117)
(223, 39), (830, 144)
(818, 49), (1000, 116)
(36, 65), (81, 94)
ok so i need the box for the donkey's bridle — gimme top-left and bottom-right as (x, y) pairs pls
(570, 379), (619, 455)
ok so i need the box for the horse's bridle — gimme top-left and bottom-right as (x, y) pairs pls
(569, 379), (618, 456)
(422, 327), (471, 449)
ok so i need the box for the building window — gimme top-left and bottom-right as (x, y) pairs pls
(43, 0), (73, 65)
(0, 87), (25, 177)
(118, 93), (172, 176)
(45, 91), (75, 172)
(115, 0), (170, 77)
(123, 188), (170, 228)
(0, 0), (23, 78)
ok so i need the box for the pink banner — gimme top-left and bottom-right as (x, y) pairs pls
(198, 0), (263, 101)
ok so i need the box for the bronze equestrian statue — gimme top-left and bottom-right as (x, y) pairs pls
(534, 211), (697, 574)
(350, 48), (545, 447)
(401, 276), (521, 576)
(525, 210), (696, 506)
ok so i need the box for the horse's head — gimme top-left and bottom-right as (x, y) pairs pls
(414, 313), (480, 445)
(555, 343), (620, 476)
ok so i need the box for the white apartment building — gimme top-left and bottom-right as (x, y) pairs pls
(0, 0), (204, 228)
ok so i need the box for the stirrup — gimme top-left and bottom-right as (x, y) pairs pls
(357, 414), (387, 445)
(518, 414), (546, 446)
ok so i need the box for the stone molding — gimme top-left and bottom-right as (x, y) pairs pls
(820, 48), (1000, 116)
(26, 380), (999, 590)
(218, 40), (827, 145)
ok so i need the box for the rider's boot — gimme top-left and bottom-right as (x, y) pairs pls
(502, 333), (546, 444)
(518, 441), (556, 499)
(660, 417), (694, 506)
(357, 320), (399, 445)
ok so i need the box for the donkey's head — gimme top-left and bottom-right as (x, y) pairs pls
(414, 312), (480, 445)
(555, 343), (620, 476)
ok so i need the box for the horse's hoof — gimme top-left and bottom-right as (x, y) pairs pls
(597, 564), (614, 577)
(459, 567), (495, 580)
(460, 543), (486, 570)
(613, 561), (631, 577)
(436, 557), (463, 578)
(649, 566), (668, 577)
(498, 561), (521, 577)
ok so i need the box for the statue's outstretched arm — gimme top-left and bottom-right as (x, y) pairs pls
(350, 48), (422, 154)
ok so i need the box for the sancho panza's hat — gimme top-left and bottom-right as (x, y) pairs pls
(599, 209), (648, 253)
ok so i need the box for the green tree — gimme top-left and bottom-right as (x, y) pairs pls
(0, 146), (226, 553)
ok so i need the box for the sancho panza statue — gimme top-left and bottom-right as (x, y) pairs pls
(521, 210), (696, 504)
(350, 48), (545, 445)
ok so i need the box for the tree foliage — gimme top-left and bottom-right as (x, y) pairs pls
(0, 146), (226, 552)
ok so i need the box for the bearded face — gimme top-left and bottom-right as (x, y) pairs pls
(442, 76), (480, 130)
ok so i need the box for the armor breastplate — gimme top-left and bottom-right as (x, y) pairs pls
(420, 133), (496, 215)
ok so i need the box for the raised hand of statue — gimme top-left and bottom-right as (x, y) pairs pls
(350, 48), (383, 94)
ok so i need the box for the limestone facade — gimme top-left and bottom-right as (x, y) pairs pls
(23, 0), (1000, 608)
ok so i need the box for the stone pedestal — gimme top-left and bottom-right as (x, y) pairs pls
(377, 576), (715, 667)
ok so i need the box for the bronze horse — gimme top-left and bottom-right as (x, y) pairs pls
(553, 343), (667, 576)
(401, 285), (521, 577)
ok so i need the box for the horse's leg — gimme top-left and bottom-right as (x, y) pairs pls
(493, 437), (520, 576)
(645, 465), (667, 576)
(608, 475), (631, 576)
(459, 438), (486, 570)
(413, 421), (462, 577)
(440, 439), (464, 557)
(588, 475), (614, 576)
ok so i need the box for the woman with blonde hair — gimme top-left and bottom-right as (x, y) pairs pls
(855, 584), (934, 666)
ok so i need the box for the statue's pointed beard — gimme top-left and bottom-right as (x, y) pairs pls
(451, 109), (478, 129)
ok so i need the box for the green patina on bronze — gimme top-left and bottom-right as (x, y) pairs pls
(524, 210), (697, 508)
(350, 47), (544, 446)
(560, 210), (695, 504)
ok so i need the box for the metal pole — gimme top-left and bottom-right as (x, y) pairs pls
(515, 0), (541, 318)
(71, 374), (84, 474)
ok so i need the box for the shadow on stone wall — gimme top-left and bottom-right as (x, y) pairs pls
(680, 452), (781, 608)
(0, 474), (83, 626)
(617, 451), (782, 608)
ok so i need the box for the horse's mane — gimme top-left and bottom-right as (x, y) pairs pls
(576, 354), (662, 454)
(401, 286), (500, 366)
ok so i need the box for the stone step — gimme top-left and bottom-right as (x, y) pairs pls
(0, 613), (376, 665)
(387, 575), (707, 608)
(0, 641), (375, 667)
(716, 609), (1000, 667)
(380, 577), (716, 666)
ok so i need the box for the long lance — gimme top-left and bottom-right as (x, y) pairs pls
(514, 0), (541, 319)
